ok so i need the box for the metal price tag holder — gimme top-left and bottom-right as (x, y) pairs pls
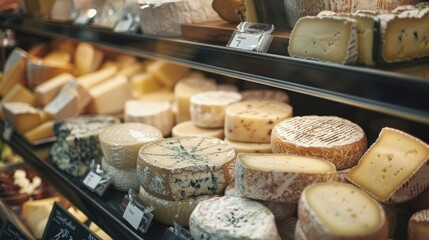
(82, 160), (111, 196)
(227, 22), (274, 53)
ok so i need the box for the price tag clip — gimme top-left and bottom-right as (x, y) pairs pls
(227, 22), (274, 53)
(121, 189), (154, 234)
(82, 159), (111, 196)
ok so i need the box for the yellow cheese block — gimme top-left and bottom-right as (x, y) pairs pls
(172, 121), (224, 139)
(22, 196), (61, 239)
(43, 50), (72, 64)
(115, 62), (144, 78)
(147, 60), (189, 88)
(24, 120), (55, 143)
(77, 64), (118, 89)
(0, 48), (28, 97)
(131, 73), (163, 97)
(26, 58), (74, 89)
(74, 42), (104, 76)
(2, 102), (51, 134)
(0, 83), (36, 107)
(34, 73), (75, 106)
(115, 54), (137, 69)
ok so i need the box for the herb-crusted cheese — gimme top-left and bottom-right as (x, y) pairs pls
(137, 136), (235, 200)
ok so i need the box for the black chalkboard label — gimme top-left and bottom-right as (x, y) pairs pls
(41, 203), (100, 240)
(0, 221), (30, 240)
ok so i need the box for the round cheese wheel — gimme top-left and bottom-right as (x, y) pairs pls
(172, 121), (224, 139)
(224, 138), (272, 154)
(101, 158), (140, 191)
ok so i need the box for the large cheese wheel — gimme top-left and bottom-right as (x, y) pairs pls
(298, 182), (388, 240)
(347, 127), (429, 204)
(101, 158), (140, 191)
(189, 196), (280, 240)
(137, 136), (235, 200)
(225, 100), (293, 143)
(235, 153), (337, 203)
(172, 121), (224, 139)
(99, 123), (163, 170)
(271, 116), (367, 170)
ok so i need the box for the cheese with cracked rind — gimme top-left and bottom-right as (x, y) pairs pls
(137, 136), (235, 200)
(235, 153), (337, 203)
(271, 115), (367, 170)
(224, 138), (272, 153)
(189, 196), (280, 240)
(101, 158), (140, 191)
(347, 127), (429, 204)
(172, 121), (224, 139)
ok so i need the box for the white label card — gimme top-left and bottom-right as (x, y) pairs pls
(229, 32), (261, 51)
(83, 171), (102, 190)
(123, 201), (143, 230)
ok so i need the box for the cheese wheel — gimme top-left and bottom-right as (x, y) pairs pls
(124, 100), (174, 137)
(138, 186), (217, 226)
(190, 91), (242, 128)
(99, 123), (163, 170)
(224, 138), (272, 153)
(271, 116), (367, 170)
(347, 127), (429, 204)
(240, 90), (289, 103)
(225, 100), (293, 143)
(137, 136), (235, 200)
(189, 196), (280, 240)
(101, 158), (140, 191)
(235, 153), (337, 203)
(408, 209), (429, 240)
(298, 182), (388, 240)
(172, 121), (224, 139)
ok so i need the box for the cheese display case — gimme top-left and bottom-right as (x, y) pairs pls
(1, 1), (429, 239)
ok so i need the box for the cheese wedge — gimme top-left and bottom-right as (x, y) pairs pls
(24, 121), (55, 143)
(22, 196), (61, 239)
(0, 48), (28, 97)
(26, 58), (73, 89)
(74, 42), (104, 76)
(115, 62), (144, 78)
(130, 73), (163, 97)
(76, 64), (118, 89)
(2, 102), (50, 134)
(0, 83), (36, 107)
(34, 73), (75, 106)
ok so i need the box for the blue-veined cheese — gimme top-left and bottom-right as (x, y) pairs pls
(189, 196), (280, 240)
(137, 136), (235, 200)
(101, 157), (140, 191)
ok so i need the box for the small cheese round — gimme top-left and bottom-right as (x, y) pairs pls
(271, 116), (367, 170)
(101, 158), (140, 191)
(224, 138), (272, 153)
(99, 123), (163, 170)
(190, 91), (242, 128)
(172, 121), (224, 139)
(189, 196), (280, 240)
(137, 136), (235, 200)
(225, 100), (293, 143)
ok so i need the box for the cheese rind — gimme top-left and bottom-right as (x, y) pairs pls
(146, 61), (189, 88)
(137, 137), (235, 200)
(271, 116), (367, 170)
(408, 209), (429, 240)
(172, 121), (224, 139)
(189, 196), (280, 240)
(347, 127), (429, 203)
(101, 158), (140, 191)
(235, 153), (338, 203)
(224, 138), (272, 154)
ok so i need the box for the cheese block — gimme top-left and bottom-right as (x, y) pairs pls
(289, 15), (358, 64)
(225, 100), (293, 143)
(138, 185), (216, 226)
(43, 50), (72, 64)
(26, 58), (73, 89)
(139, 0), (221, 36)
(22, 196), (61, 239)
(224, 138), (272, 153)
(190, 91), (242, 128)
(99, 123), (163, 169)
(138, 91), (175, 103)
(124, 100), (174, 137)
(34, 73), (75, 106)
(2, 102), (50, 134)
(146, 61), (189, 88)
(0, 84), (36, 111)
(174, 74), (217, 123)
(172, 121), (224, 139)
(52, 41), (76, 57)
(235, 153), (337, 203)
(74, 42), (104, 76)
(87, 76), (132, 114)
(271, 116), (367, 170)
(115, 55), (137, 69)
(76, 64), (118, 89)
(347, 127), (429, 204)
(224, 181), (296, 220)
(68, 206), (88, 223)
(115, 62), (144, 78)
(377, 7), (429, 63)
(240, 89), (289, 103)
(189, 196), (280, 240)
(101, 158), (140, 191)
(211, 0), (243, 23)
(130, 73), (163, 97)
(24, 120), (55, 143)
(0, 48), (28, 97)
(51, 116), (120, 177)
(408, 209), (429, 240)
(137, 136), (235, 200)
(298, 182), (388, 240)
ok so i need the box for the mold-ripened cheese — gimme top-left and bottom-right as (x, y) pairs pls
(225, 100), (293, 143)
(138, 185), (216, 226)
(24, 120), (55, 143)
(137, 136), (235, 200)
(224, 138), (272, 154)
(26, 59), (73, 89)
(74, 42), (104, 76)
(190, 91), (242, 128)
(2, 102), (50, 134)
(408, 209), (429, 240)
(271, 116), (367, 170)
(99, 123), (163, 169)
(34, 73), (75, 106)
(124, 100), (174, 137)
(101, 158), (140, 191)
(147, 61), (189, 88)
(347, 127), (429, 204)
(0, 48), (28, 97)
(174, 74), (217, 123)
(76, 64), (118, 89)
(189, 196), (280, 240)
(298, 182), (388, 240)
(240, 89), (289, 103)
(87, 76), (132, 115)
(172, 121), (224, 139)
(235, 153), (337, 203)
(288, 15), (358, 65)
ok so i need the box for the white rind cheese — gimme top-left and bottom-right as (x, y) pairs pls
(271, 116), (367, 170)
(137, 136), (235, 200)
(224, 138), (272, 154)
(347, 127), (429, 204)
(298, 182), (388, 240)
(172, 121), (224, 139)
(288, 15), (358, 65)
(408, 209), (429, 240)
(189, 196), (280, 240)
(235, 153), (338, 203)
(101, 158), (140, 191)
(225, 100), (293, 143)
(99, 123), (163, 170)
